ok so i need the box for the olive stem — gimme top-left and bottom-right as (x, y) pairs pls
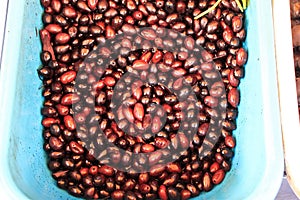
(242, 0), (247, 9)
(194, 0), (222, 20)
(194, 0), (248, 19)
(235, 0), (244, 12)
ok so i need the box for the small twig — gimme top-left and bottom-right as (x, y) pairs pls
(242, 0), (247, 9)
(194, 0), (222, 20)
(40, 29), (56, 61)
(194, 0), (248, 20)
(235, 0), (244, 12)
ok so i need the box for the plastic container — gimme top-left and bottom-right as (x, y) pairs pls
(273, 0), (300, 198)
(0, 0), (284, 199)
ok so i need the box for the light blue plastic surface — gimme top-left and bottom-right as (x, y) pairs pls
(0, 0), (284, 199)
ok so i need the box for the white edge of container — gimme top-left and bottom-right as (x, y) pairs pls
(273, 0), (300, 198)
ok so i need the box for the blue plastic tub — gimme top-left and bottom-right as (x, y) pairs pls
(0, 0), (284, 199)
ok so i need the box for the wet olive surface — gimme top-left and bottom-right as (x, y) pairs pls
(38, 0), (247, 199)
